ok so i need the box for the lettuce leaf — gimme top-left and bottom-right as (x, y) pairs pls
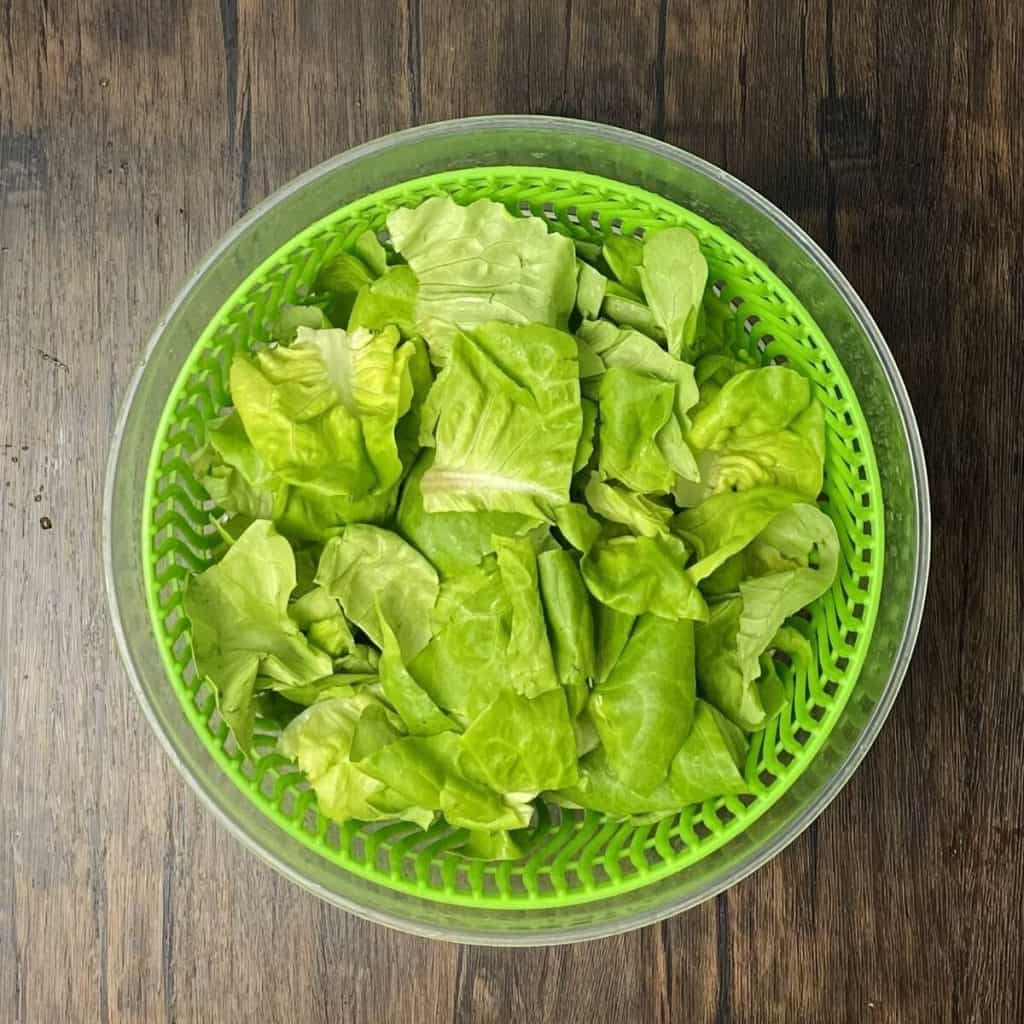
(575, 260), (607, 319)
(386, 196), (577, 331)
(396, 451), (534, 577)
(418, 322), (582, 519)
(577, 319), (699, 422)
(674, 486), (803, 581)
(734, 503), (840, 682)
(493, 536), (561, 699)
(553, 502), (601, 554)
(537, 548), (595, 717)
(279, 694), (433, 828)
(601, 285), (665, 340)
(230, 325), (413, 498)
(280, 694), (533, 834)
(695, 503), (839, 728)
(191, 412), (396, 541)
(556, 698), (748, 818)
(579, 322), (700, 482)
(288, 585), (354, 657)
(439, 775), (533, 832)
(584, 474), (673, 538)
(638, 227), (708, 360)
(602, 234), (644, 293)
(668, 700), (749, 803)
(574, 397), (598, 473)
(593, 602), (636, 685)
(270, 303), (332, 340)
(459, 688), (579, 793)
(590, 615), (696, 794)
(315, 524), (439, 661)
(184, 520), (332, 753)
(597, 366), (679, 493)
(695, 598), (773, 730)
(581, 533), (708, 621)
(411, 537), (563, 724)
(687, 366), (825, 499)
(377, 614), (455, 736)
(348, 266), (419, 338)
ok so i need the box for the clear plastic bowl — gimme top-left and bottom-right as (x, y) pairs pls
(104, 116), (929, 945)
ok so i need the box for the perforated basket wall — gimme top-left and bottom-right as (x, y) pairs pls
(143, 167), (884, 909)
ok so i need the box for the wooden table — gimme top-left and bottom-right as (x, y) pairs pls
(2, 1), (1021, 1020)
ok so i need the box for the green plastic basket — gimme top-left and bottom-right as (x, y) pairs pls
(143, 166), (883, 911)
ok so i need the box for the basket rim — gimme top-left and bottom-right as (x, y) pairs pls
(104, 115), (931, 946)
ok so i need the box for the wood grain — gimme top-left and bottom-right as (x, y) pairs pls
(1, 0), (1022, 1021)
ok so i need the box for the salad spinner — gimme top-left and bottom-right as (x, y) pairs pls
(104, 117), (929, 945)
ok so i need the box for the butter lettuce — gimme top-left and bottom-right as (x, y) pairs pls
(589, 615), (696, 793)
(638, 226), (708, 360)
(537, 548), (594, 717)
(396, 451), (534, 577)
(584, 474), (673, 538)
(597, 367), (679, 493)
(315, 524), (439, 660)
(687, 366), (826, 499)
(191, 412), (396, 540)
(184, 195), (841, 844)
(418, 322), (582, 519)
(695, 502), (840, 729)
(184, 521), (332, 753)
(460, 688), (578, 793)
(582, 533), (708, 621)
(386, 195), (577, 331)
(231, 324), (413, 498)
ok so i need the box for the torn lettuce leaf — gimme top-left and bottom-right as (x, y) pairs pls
(386, 195), (577, 331)
(288, 585), (355, 657)
(584, 474), (673, 538)
(673, 486), (804, 582)
(638, 226), (709, 360)
(695, 598), (775, 730)
(602, 234), (644, 294)
(668, 700), (749, 804)
(377, 613), (456, 736)
(418, 321), (582, 519)
(574, 397), (598, 474)
(493, 535), (562, 699)
(411, 538), (563, 724)
(190, 412), (397, 541)
(537, 547), (595, 717)
(579, 319), (701, 482)
(581, 532), (708, 622)
(184, 520), (333, 753)
(553, 502), (602, 554)
(395, 450), (534, 577)
(315, 524), (439, 661)
(230, 324), (413, 499)
(687, 366), (826, 499)
(589, 615), (696, 794)
(459, 688), (579, 794)
(597, 366), (679, 494)
(270, 303), (332, 340)
(593, 602), (636, 685)
(734, 502), (840, 683)
(575, 260), (607, 319)
(348, 265), (419, 338)
(695, 503), (838, 729)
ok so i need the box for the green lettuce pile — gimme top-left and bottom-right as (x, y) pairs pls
(184, 196), (839, 857)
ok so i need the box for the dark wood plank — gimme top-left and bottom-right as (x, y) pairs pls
(419, 0), (570, 120)
(2, 0), (1022, 1021)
